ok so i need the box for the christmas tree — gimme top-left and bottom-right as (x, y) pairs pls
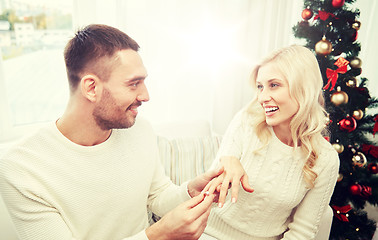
(292, 0), (378, 239)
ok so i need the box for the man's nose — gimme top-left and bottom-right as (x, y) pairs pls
(137, 82), (150, 102)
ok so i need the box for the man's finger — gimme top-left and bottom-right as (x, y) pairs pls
(185, 191), (207, 209)
(189, 192), (215, 218)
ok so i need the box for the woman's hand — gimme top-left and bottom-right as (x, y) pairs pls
(203, 156), (254, 207)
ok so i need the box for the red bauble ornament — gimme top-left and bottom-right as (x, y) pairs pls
(332, 0), (345, 8)
(302, 8), (314, 20)
(368, 163), (378, 174)
(360, 185), (372, 199)
(339, 116), (357, 132)
(350, 184), (362, 195)
(352, 30), (358, 42)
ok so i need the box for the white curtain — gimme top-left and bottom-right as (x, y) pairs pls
(72, 0), (377, 135)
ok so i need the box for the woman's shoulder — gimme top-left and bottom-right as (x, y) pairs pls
(316, 137), (340, 169)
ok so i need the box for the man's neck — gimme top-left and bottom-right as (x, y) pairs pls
(56, 109), (111, 147)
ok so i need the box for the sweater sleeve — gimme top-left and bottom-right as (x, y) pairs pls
(282, 148), (340, 240)
(146, 125), (190, 217)
(0, 159), (76, 240)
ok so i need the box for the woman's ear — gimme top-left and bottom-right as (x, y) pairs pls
(80, 74), (101, 102)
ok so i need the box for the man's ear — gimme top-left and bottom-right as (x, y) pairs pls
(80, 74), (101, 102)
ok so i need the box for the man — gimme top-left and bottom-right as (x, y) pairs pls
(0, 24), (224, 240)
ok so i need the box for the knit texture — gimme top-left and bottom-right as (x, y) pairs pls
(204, 110), (340, 240)
(0, 118), (189, 240)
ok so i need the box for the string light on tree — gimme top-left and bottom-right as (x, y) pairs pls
(368, 163), (378, 174)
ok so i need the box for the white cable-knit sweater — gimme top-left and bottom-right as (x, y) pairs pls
(0, 118), (189, 240)
(204, 110), (340, 240)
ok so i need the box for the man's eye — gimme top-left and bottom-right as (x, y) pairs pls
(131, 81), (139, 87)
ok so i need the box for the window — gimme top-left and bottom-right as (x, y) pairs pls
(0, 0), (73, 142)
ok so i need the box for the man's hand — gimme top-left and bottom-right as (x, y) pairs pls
(145, 191), (215, 240)
(186, 166), (224, 198)
(203, 156), (254, 207)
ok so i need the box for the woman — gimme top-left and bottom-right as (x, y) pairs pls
(203, 45), (339, 240)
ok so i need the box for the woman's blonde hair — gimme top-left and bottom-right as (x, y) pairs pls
(247, 45), (328, 188)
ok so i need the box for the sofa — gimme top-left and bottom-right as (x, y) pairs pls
(0, 120), (333, 239)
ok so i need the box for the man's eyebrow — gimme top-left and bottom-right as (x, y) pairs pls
(126, 75), (148, 82)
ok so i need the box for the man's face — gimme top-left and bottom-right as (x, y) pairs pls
(93, 49), (149, 130)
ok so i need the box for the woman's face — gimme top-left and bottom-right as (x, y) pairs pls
(255, 62), (299, 130)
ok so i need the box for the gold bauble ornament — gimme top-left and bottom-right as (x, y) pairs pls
(352, 21), (361, 30)
(315, 37), (332, 55)
(332, 143), (344, 153)
(352, 152), (367, 167)
(346, 77), (358, 87)
(349, 57), (362, 69)
(352, 109), (364, 120)
(331, 87), (349, 106)
(337, 173), (343, 182)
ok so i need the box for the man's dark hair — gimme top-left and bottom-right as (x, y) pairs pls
(64, 24), (140, 92)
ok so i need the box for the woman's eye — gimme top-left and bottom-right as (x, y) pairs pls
(271, 83), (279, 87)
(256, 84), (263, 89)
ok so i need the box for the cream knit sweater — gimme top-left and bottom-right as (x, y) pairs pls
(0, 118), (189, 240)
(204, 111), (339, 240)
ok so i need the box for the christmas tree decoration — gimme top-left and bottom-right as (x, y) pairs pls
(367, 163), (378, 174)
(314, 10), (337, 21)
(352, 109), (363, 120)
(332, 0), (345, 8)
(323, 58), (349, 91)
(332, 205), (352, 222)
(331, 88), (348, 106)
(345, 77), (357, 87)
(301, 8), (313, 20)
(337, 173), (344, 182)
(360, 185), (372, 199)
(332, 143), (344, 153)
(315, 37), (332, 55)
(351, 30), (358, 42)
(349, 57), (362, 68)
(373, 115), (378, 136)
(351, 152), (367, 167)
(362, 144), (378, 158)
(349, 183), (362, 195)
(339, 116), (357, 132)
(293, 1), (378, 238)
(351, 20), (361, 30)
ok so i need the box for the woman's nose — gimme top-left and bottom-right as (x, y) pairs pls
(257, 88), (271, 103)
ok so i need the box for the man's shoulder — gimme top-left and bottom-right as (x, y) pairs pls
(1, 123), (53, 162)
